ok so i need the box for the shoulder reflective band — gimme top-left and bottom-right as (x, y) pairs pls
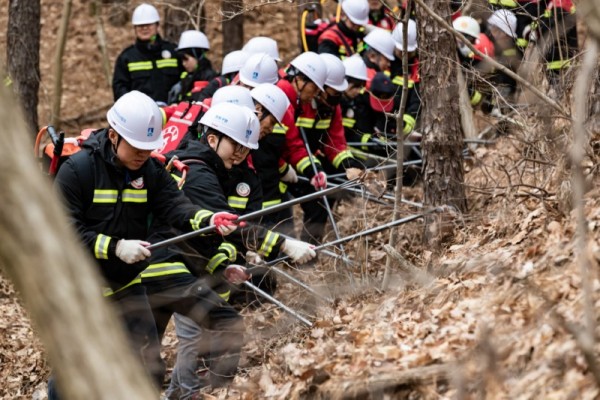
(259, 230), (280, 258)
(296, 117), (315, 128)
(332, 149), (354, 169)
(141, 262), (190, 278)
(94, 234), (112, 260)
(93, 189), (118, 204)
(190, 209), (213, 231)
(122, 189), (147, 203)
(272, 124), (288, 134)
(156, 59), (179, 69)
(127, 61), (152, 72)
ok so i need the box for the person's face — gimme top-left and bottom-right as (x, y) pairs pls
(319, 86), (342, 107)
(109, 129), (152, 171)
(134, 23), (159, 41)
(345, 80), (365, 99)
(343, 17), (363, 33)
(256, 104), (277, 140)
(369, 52), (391, 72)
(181, 53), (198, 73)
(489, 25), (510, 43)
(207, 133), (250, 169)
(368, 0), (381, 11)
(295, 76), (321, 104)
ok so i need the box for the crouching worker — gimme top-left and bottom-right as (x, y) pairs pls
(48, 90), (239, 400)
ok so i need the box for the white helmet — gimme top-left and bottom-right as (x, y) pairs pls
(107, 90), (163, 150)
(239, 53), (279, 88)
(221, 50), (247, 75)
(211, 85), (256, 111)
(342, 54), (368, 81)
(319, 53), (349, 92)
(341, 0), (369, 26)
(242, 37), (281, 61)
(250, 83), (290, 123)
(132, 3), (160, 25)
(453, 16), (481, 39)
(487, 10), (517, 39)
(364, 27), (395, 61)
(392, 19), (418, 52)
(176, 30), (210, 51)
(289, 51), (327, 91)
(200, 103), (260, 150)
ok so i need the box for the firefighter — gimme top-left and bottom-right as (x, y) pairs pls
(368, 0), (396, 31)
(487, 0), (540, 50)
(242, 36), (282, 62)
(194, 50), (247, 102)
(286, 53), (363, 244)
(154, 103), (316, 398)
(340, 54), (370, 157)
(318, 0), (370, 59)
(361, 27), (396, 84)
(48, 91), (239, 400)
(168, 30), (218, 104)
(112, 3), (181, 104)
(237, 53), (279, 88)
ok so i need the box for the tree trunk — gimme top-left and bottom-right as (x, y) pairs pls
(222, 0), (244, 54)
(0, 85), (156, 399)
(416, 0), (467, 245)
(51, 0), (72, 129)
(7, 0), (41, 134)
(163, 0), (206, 43)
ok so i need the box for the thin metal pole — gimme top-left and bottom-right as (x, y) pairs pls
(148, 178), (361, 250)
(243, 281), (313, 327)
(269, 266), (333, 303)
(326, 160), (422, 180)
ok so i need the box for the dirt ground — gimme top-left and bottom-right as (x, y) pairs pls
(2, 1), (600, 400)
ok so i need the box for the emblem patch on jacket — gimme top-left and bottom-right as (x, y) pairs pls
(131, 177), (145, 189)
(236, 182), (251, 197)
(161, 50), (172, 59)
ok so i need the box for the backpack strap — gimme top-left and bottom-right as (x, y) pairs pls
(70, 149), (96, 210)
(330, 26), (355, 57)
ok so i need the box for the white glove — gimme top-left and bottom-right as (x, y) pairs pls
(246, 251), (265, 265)
(281, 239), (316, 264)
(224, 264), (251, 285)
(115, 240), (151, 264)
(281, 166), (298, 183)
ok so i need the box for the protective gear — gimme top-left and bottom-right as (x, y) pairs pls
(239, 53), (279, 88)
(341, 0), (369, 26)
(289, 51), (328, 91)
(281, 238), (317, 263)
(211, 85), (256, 110)
(473, 33), (495, 61)
(392, 19), (418, 52)
(250, 83), (291, 124)
(132, 3), (160, 25)
(310, 171), (327, 190)
(115, 239), (151, 264)
(487, 10), (517, 39)
(453, 16), (481, 39)
(281, 165), (298, 183)
(210, 211), (240, 235)
(200, 103), (260, 149)
(242, 36), (281, 61)
(221, 50), (247, 75)
(364, 27), (396, 61)
(319, 53), (349, 92)
(106, 90), (164, 150)
(342, 54), (368, 81)
(176, 30), (210, 51)
(245, 251), (265, 265)
(223, 264), (251, 284)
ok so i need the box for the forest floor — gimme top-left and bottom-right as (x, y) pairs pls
(1, 1), (600, 399)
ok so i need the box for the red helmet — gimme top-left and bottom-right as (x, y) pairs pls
(472, 33), (495, 61)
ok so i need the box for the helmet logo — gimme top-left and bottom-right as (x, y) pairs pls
(245, 129), (252, 139)
(147, 127), (154, 137)
(216, 115), (229, 123)
(236, 182), (251, 197)
(252, 71), (259, 79)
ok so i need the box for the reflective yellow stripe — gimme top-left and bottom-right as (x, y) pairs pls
(93, 189), (118, 204)
(191, 209), (213, 231)
(315, 119), (331, 129)
(296, 156), (321, 174)
(156, 59), (179, 69)
(102, 275), (141, 297)
(127, 61), (153, 72)
(350, 146), (368, 161)
(94, 234), (112, 260)
(332, 149), (354, 169)
(296, 117), (315, 128)
(342, 117), (356, 128)
(403, 114), (416, 134)
(4, 76), (12, 87)
(279, 163), (289, 174)
(392, 76), (415, 88)
(516, 38), (529, 48)
(470, 90), (483, 106)
(160, 108), (167, 126)
(171, 173), (184, 189)
(218, 242), (237, 261)
(272, 123), (288, 134)
(262, 199), (282, 209)
(122, 189), (147, 203)
(228, 196), (248, 209)
(141, 262), (190, 278)
(502, 48), (518, 57)
(219, 290), (231, 301)
(206, 253), (228, 274)
(360, 133), (372, 151)
(497, 0), (517, 7)
(279, 181), (288, 193)
(547, 59), (571, 70)
(259, 230), (280, 258)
